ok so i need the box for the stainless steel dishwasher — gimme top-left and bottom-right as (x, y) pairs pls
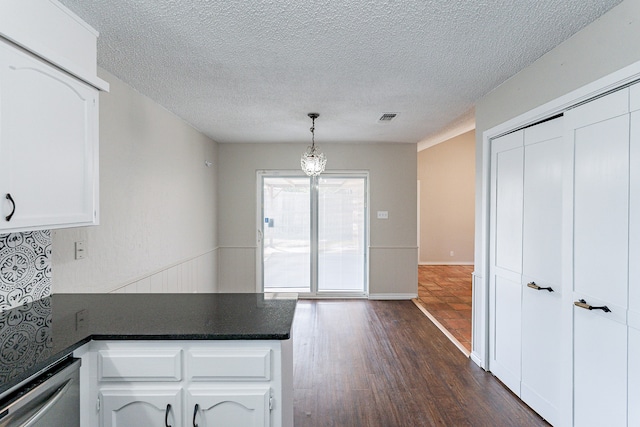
(0, 357), (80, 427)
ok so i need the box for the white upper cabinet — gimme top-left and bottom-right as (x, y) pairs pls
(0, 41), (99, 232)
(0, 0), (108, 90)
(0, 1), (107, 233)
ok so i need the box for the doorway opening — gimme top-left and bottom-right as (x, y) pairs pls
(257, 171), (369, 297)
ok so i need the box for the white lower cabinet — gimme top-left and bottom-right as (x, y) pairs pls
(77, 340), (292, 427)
(100, 388), (182, 427)
(188, 387), (271, 427)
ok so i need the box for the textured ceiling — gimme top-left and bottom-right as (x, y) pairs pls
(59, 0), (621, 145)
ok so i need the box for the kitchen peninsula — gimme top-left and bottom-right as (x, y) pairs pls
(0, 293), (296, 426)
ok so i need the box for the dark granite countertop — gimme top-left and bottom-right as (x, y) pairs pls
(0, 293), (297, 397)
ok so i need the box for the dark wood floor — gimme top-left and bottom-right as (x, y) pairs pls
(293, 300), (548, 426)
(417, 265), (474, 351)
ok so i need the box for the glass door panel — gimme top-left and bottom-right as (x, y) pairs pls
(318, 177), (366, 293)
(262, 176), (311, 293)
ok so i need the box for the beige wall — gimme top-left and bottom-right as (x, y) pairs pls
(418, 130), (474, 264)
(217, 142), (418, 297)
(52, 69), (218, 293)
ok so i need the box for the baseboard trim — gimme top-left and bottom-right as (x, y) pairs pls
(412, 298), (470, 358)
(470, 352), (485, 369)
(368, 293), (417, 300)
(419, 262), (475, 266)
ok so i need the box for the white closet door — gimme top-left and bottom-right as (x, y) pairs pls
(628, 82), (640, 427)
(489, 130), (524, 394)
(569, 88), (629, 426)
(629, 327), (640, 426)
(520, 117), (564, 426)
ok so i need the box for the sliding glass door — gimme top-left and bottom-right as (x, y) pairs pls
(261, 176), (311, 293)
(259, 172), (367, 296)
(317, 176), (366, 292)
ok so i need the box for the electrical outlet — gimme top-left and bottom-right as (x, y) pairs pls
(449, 251), (455, 257)
(75, 309), (87, 331)
(75, 241), (86, 260)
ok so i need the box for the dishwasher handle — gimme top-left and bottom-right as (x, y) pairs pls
(19, 379), (73, 427)
(0, 358), (80, 427)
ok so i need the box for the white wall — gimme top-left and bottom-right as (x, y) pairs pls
(217, 142), (418, 298)
(52, 69), (218, 293)
(473, 0), (640, 365)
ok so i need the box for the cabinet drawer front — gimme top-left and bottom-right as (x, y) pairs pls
(98, 349), (182, 381)
(188, 349), (271, 381)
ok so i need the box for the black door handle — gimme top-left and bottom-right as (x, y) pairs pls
(527, 282), (554, 292)
(193, 403), (200, 427)
(165, 403), (172, 427)
(574, 299), (611, 313)
(5, 193), (15, 221)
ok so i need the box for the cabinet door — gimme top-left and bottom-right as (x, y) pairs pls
(0, 40), (98, 232)
(568, 88), (629, 426)
(100, 388), (181, 427)
(489, 130), (524, 394)
(520, 117), (564, 426)
(188, 386), (270, 427)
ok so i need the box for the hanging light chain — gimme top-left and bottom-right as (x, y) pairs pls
(308, 113), (319, 150)
(310, 115), (316, 148)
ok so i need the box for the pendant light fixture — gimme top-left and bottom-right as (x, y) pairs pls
(300, 113), (326, 176)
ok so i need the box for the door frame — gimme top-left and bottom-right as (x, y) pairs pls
(475, 60), (640, 373)
(256, 170), (370, 297)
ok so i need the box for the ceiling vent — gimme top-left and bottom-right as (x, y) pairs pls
(379, 113), (397, 122)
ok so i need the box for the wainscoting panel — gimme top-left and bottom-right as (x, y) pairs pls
(368, 246), (418, 299)
(111, 249), (217, 294)
(217, 247), (256, 293)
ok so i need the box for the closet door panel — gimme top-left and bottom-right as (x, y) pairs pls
(629, 325), (640, 426)
(630, 95), (640, 318)
(491, 273), (522, 394)
(522, 128), (563, 284)
(489, 131), (523, 395)
(573, 114), (629, 307)
(630, 85), (640, 427)
(520, 118), (564, 426)
(573, 309), (627, 427)
(570, 88), (629, 426)
(493, 136), (524, 274)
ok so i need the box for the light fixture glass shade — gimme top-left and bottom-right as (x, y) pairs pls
(301, 145), (327, 176)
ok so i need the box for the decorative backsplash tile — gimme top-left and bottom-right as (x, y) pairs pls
(0, 231), (52, 311)
(0, 298), (52, 384)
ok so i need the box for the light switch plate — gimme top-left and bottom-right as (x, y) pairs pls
(377, 211), (389, 219)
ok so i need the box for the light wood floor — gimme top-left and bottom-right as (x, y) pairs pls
(416, 265), (474, 352)
(292, 300), (548, 426)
